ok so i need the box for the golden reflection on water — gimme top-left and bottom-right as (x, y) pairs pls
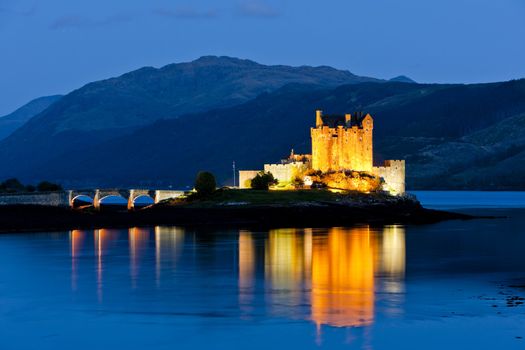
(311, 227), (376, 328)
(94, 228), (120, 301)
(240, 225), (406, 332)
(70, 229), (86, 291)
(129, 227), (151, 288)
(155, 226), (185, 286)
(69, 224), (405, 336)
(239, 230), (256, 314)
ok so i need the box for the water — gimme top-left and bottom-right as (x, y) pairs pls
(1, 192), (525, 349)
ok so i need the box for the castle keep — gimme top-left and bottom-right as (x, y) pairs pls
(311, 110), (373, 172)
(239, 110), (405, 194)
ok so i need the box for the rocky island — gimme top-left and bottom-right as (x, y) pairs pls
(0, 189), (471, 233)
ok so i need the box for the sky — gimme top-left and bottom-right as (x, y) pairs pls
(1, 0), (524, 116)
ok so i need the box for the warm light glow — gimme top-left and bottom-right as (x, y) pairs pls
(94, 228), (119, 302)
(238, 230), (256, 314)
(239, 230), (256, 289)
(311, 227), (376, 328)
(381, 225), (406, 278)
(265, 229), (310, 314)
(154, 226), (185, 286)
(236, 225), (406, 336)
(70, 229), (86, 291)
(129, 227), (151, 288)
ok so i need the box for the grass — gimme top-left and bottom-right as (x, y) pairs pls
(163, 188), (394, 207)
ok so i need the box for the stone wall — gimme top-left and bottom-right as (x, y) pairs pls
(154, 190), (185, 202)
(264, 162), (309, 184)
(239, 170), (261, 189)
(372, 160), (406, 195)
(311, 114), (373, 172)
(0, 189), (185, 208)
(0, 191), (71, 207)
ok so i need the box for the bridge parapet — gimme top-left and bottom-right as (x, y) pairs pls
(155, 190), (185, 203)
(0, 188), (186, 210)
(0, 191), (70, 207)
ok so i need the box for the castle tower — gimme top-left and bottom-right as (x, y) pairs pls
(311, 110), (374, 172)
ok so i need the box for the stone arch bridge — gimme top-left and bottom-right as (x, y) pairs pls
(0, 189), (184, 210)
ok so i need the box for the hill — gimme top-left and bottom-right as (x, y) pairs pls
(1, 56), (525, 189)
(9, 79), (525, 190)
(0, 56), (381, 176)
(0, 95), (62, 140)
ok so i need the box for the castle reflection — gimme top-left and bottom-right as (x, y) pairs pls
(69, 224), (405, 335)
(311, 227), (376, 328)
(238, 225), (406, 330)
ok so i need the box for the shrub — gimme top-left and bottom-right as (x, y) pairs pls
(37, 181), (63, 192)
(251, 172), (277, 190)
(194, 171), (216, 196)
(292, 176), (304, 188)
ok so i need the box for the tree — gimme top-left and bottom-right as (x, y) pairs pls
(194, 171), (216, 196)
(251, 172), (277, 190)
(0, 178), (25, 193)
(37, 181), (63, 192)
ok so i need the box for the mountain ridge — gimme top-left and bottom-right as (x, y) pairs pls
(1, 57), (525, 189)
(0, 95), (62, 141)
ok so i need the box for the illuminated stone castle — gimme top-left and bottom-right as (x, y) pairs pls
(239, 110), (405, 194)
(311, 110), (373, 172)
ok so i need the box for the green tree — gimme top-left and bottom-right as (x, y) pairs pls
(251, 172), (277, 190)
(194, 171), (216, 196)
(37, 181), (63, 192)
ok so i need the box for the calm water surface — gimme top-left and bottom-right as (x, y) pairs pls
(1, 192), (525, 349)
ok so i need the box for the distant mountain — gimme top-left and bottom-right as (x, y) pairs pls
(389, 75), (416, 83)
(12, 79), (525, 190)
(0, 56), (382, 176)
(1, 56), (524, 189)
(0, 95), (62, 140)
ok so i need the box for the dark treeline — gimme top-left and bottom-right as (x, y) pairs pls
(0, 178), (62, 193)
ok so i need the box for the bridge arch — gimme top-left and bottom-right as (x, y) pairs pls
(71, 195), (94, 208)
(130, 194), (155, 209)
(97, 195), (128, 209)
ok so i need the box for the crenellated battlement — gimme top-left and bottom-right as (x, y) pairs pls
(311, 110), (373, 172)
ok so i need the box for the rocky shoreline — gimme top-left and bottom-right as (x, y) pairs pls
(0, 197), (475, 233)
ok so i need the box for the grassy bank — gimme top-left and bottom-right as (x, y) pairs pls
(164, 188), (405, 207)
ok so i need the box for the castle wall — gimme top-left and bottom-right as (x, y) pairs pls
(239, 170), (261, 189)
(311, 115), (373, 172)
(372, 160), (405, 195)
(264, 162), (308, 184)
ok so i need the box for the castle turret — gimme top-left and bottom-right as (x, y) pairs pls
(316, 110), (323, 127)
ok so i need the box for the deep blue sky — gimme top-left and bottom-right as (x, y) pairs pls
(1, 0), (524, 115)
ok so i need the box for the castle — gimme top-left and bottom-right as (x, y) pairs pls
(239, 110), (405, 195)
